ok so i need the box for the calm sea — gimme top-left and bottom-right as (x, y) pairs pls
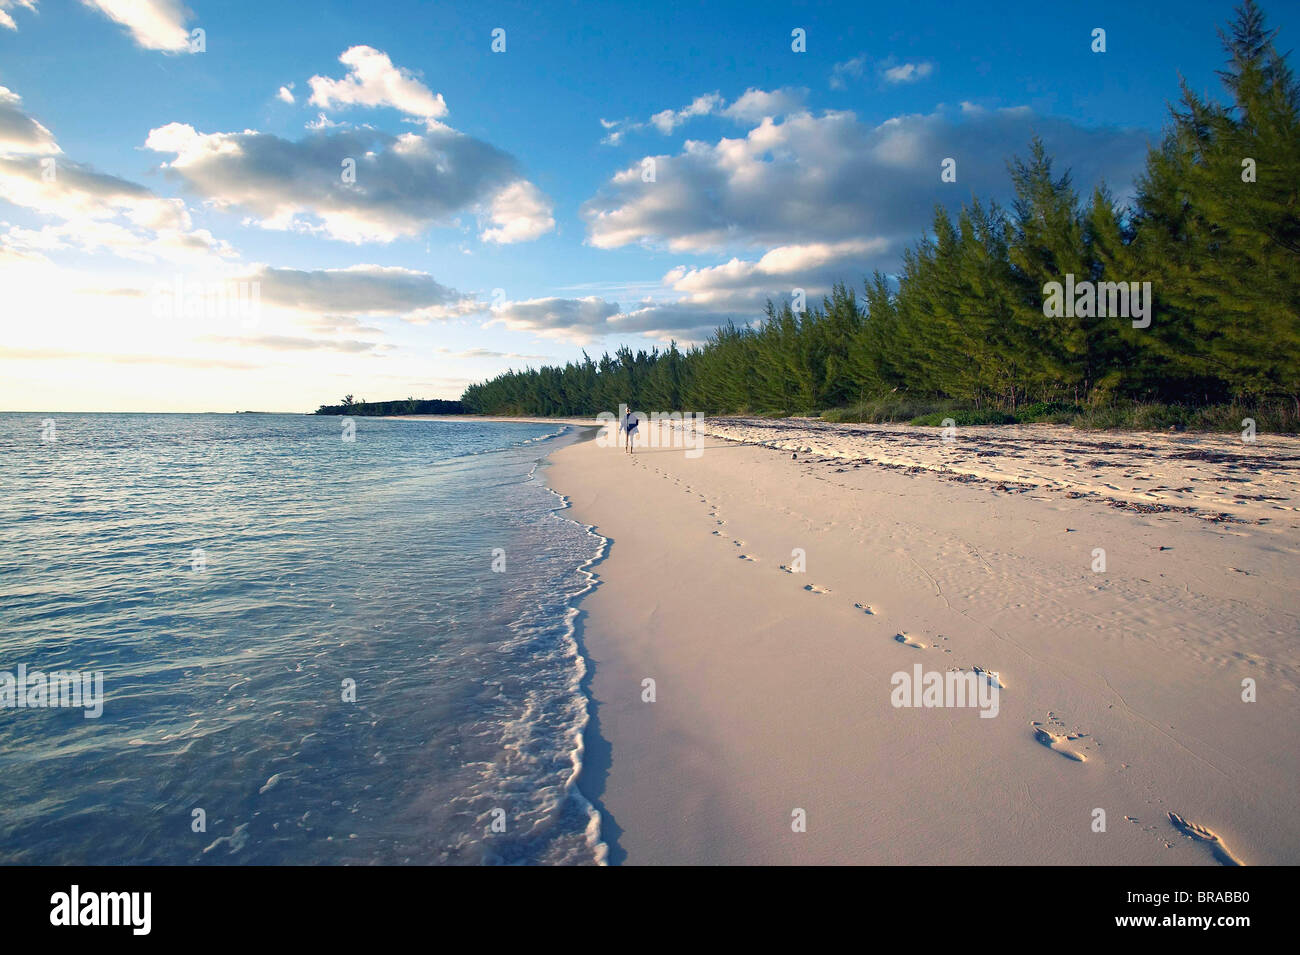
(0, 413), (606, 865)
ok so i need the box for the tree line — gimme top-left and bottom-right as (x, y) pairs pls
(315, 395), (465, 416)
(461, 2), (1297, 425)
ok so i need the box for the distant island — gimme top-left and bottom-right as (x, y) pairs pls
(313, 396), (466, 416)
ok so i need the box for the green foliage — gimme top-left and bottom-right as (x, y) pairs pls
(819, 396), (952, 423)
(315, 397), (464, 416)
(1128, 0), (1300, 409)
(910, 409), (1018, 426)
(1014, 401), (1084, 423)
(1071, 399), (1297, 432)
(462, 2), (1298, 432)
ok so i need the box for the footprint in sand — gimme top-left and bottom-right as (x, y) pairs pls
(711, 530), (723, 537)
(803, 584), (831, 595)
(894, 632), (926, 649)
(1167, 812), (1242, 866)
(737, 554), (757, 562)
(732, 539), (744, 547)
(1031, 723), (1088, 762)
(854, 602), (875, 615)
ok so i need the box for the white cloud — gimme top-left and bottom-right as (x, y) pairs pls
(0, 155), (233, 262)
(0, 86), (234, 264)
(650, 92), (724, 134)
(248, 264), (479, 321)
(832, 55), (935, 88)
(663, 239), (887, 307)
(0, 158), (187, 230)
(147, 47), (553, 245)
(600, 125), (628, 146)
(146, 121), (554, 244)
(482, 239), (891, 346)
(200, 333), (389, 354)
(481, 180), (555, 244)
(603, 87), (806, 144)
(308, 46), (447, 123)
(582, 105), (1150, 254)
(81, 0), (194, 53)
(883, 61), (934, 84)
(722, 88), (808, 123)
(0, 0), (36, 31)
(568, 105), (1150, 345)
(487, 296), (623, 344)
(0, 86), (60, 155)
(305, 112), (344, 130)
(1, 216), (233, 263)
(830, 56), (866, 90)
(277, 84), (295, 105)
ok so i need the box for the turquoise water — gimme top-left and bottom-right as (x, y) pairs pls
(0, 413), (606, 865)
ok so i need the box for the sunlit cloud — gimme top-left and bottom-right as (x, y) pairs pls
(0, 0), (37, 32)
(0, 86), (60, 155)
(80, 0), (196, 53)
(600, 87), (807, 144)
(307, 45), (448, 124)
(583, 104), (1149, 253)
(145, 121), (553, 244)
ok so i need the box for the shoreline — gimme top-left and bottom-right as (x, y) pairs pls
(546, 418), (1300, 865)
(529, 436), (613, 866)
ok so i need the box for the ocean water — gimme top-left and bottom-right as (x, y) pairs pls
(0, 413), (606, 865)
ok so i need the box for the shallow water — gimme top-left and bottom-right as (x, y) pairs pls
(0, 413), (605, 864)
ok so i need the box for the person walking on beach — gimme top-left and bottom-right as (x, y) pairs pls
(621, 409), (639, 454)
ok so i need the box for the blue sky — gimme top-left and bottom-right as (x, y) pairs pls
(1, 0), (1292, 411)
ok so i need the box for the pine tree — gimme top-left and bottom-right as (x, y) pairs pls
(1133, 0), (1300, 409)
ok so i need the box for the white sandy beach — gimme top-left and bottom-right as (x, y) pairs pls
(546, 418), (1300, 865)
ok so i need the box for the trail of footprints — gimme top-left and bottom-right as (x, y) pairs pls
(647, 458), (1256, 863)
(693, 473), (1004, 689)
(656, 460), (1098, 771)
